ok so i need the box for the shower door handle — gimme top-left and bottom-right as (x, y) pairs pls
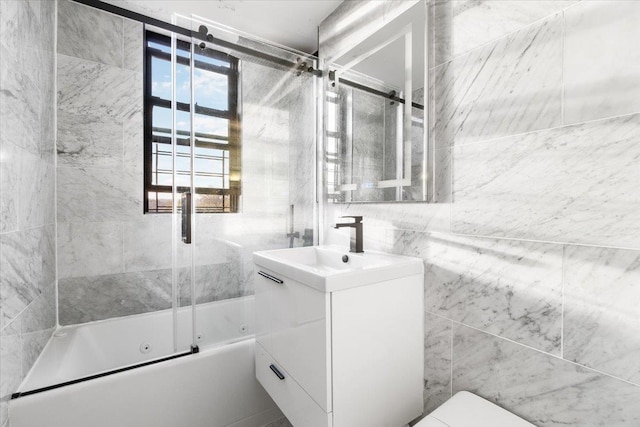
(181, 192), (192, 244)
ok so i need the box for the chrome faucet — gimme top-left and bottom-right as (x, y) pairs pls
(334, 216), (364, 253)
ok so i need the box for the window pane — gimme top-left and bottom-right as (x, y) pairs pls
(176, 63), (191, 105)
(194, 68), (228, 111)
(151, 57), (171, 100)
(152, 106), (172, 138)
(145, 32), (240, 214)
(194, 114), (228, 142)
(176, 110), (191, 141)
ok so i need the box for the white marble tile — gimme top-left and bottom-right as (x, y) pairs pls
(57, 0), (123, 67)
(123, 109), (144, 173)
(123, 216), (173, 273)
(0, 225), (55, 329)
(57, 221), (124, 279)
(0, 44), (40, 158)
(423, 313), (452, 415)
(58, 270), (173, 325)
(178, 262), (242, 307)
(387, 230), (563, 354)
(0, 124), (19, 233)
(18, 150), (55, 229)
(57, 110), (123, 169)
(433, 1), (578, 67)
(451, 113), (640, 248)
(123, 18), (143, 72)
(0, 318), (22, 426)
(330, 200), (451, 241)
(57, 166), (142, 223)
(20, 280), (56, 336)
(563, 245), (640, 385)
(57, 54), (139, 121)
(434, 13), (562, 148)
(453, 325), (640, 427)
(564, 1), (640, 124)
(20, 282), (56, 374)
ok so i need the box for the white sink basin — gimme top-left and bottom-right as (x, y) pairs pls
(253, 245), (423, 292)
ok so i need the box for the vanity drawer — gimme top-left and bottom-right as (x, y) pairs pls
(254, 268), (331, 411)
(255, 343), (332, 427)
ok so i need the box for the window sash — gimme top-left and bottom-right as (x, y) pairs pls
(144, 31), (241, 214)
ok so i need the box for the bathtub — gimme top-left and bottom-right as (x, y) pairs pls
(9, 296), (284, 427)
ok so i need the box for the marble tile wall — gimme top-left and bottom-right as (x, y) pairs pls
(0, 1), (57, 425)
(320, 1), (640, 425)
(56, 1), (316, 325)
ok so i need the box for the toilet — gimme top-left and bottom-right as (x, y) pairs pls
(416, 391), (536, 427)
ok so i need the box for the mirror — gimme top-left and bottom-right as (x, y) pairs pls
(324, 1), (428, 203)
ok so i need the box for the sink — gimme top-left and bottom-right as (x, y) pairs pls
(253, 245), (423, 292)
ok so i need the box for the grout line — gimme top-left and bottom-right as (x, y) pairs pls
(449, 319), (453, 397)
(347, 222), (640, 254)
(561, 9), (566, 127)
(426, 311), (640, 389)
(560, 244), (566, 359)
(54, 0), (60, 330)
(443, 109), (640, 151)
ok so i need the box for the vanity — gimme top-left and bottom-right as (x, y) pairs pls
(253, 246), (424, 427)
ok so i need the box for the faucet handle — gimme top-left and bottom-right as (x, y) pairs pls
(340, 215), (363, 223)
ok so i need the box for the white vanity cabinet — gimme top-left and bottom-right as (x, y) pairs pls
(253, 246), (424, 427)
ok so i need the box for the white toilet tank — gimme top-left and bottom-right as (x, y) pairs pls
(416, 391), (535, 427)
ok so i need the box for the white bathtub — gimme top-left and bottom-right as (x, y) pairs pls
(9, 297), (284, 427)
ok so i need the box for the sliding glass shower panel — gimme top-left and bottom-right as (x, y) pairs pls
(179, 14), (318, 350)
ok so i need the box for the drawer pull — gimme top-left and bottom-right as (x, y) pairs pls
(269, 364), (285, 380)
(258, 271), (284, 284)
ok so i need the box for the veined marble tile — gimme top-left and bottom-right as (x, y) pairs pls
(563, 245), (640, 385)
(0, 1), (23, 54)
(57, 0), (123, 67)
(57, 54), (139, 120)
(0, 318), (21, 426)
(178, 262), (242, 307)
(387, 230), (563, 353)
(20, 280), (56, 336)
(451, 113), (640, 248)
(123, 109), (144, 173)
(332, 200), (451, 239)
(0, 114), (19, 233)
(123, 18), (143, 72)
(123, 216), (173, 273)
(57, 166), (142, 223)
(0, 44), (40, 157)
(0, 225), (55, 329)
(433, 0), (578, 67)
(58, 269), (173, 325)
(433, 13), (562, 148)
(452, 325), (640, 426)
(57, 221), (124, 279)
(564, 1), (640, 124)
(20, 281), (56, 375)
(57, 110), (123, 169)
(423, 313), (452, 415)
(18, 150), (55, 229)
(433, 147), (451, 203)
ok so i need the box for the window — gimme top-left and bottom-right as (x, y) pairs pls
(144, 31), (241, 213)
